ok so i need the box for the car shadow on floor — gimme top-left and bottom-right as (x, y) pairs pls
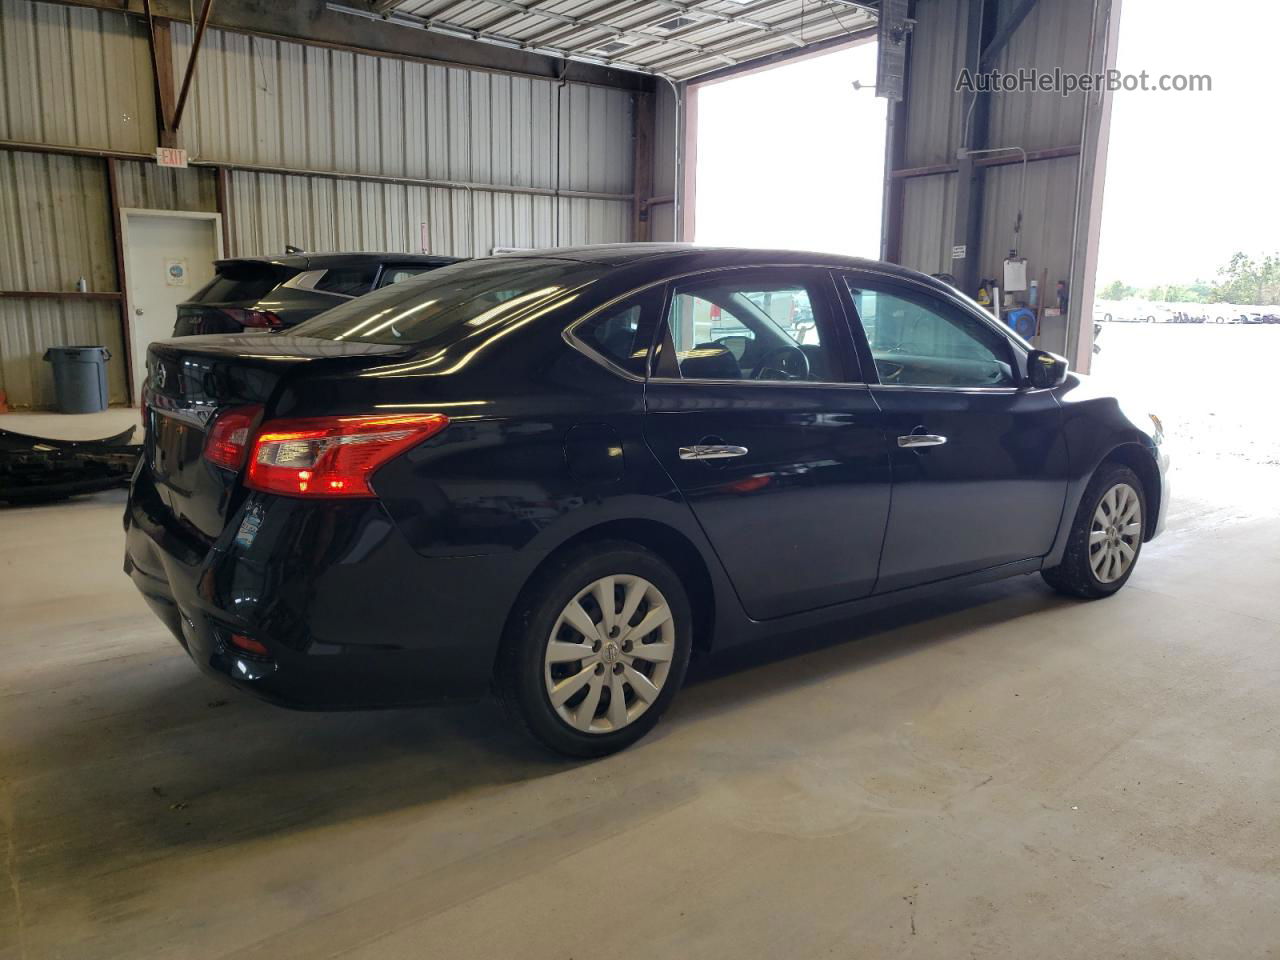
(9, 573), (1074, 894)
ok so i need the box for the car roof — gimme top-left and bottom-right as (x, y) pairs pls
(213, 252), (461, 270)
(492, 243), (944, 287)
(494, 242), (911, 271)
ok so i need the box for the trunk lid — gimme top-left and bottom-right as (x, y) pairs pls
(142, 334), (409, 539)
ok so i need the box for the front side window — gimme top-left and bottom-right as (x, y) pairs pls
(844, 278), (1016, 388)
(662, 273), (842, 382)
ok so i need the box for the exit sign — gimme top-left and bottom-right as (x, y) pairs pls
(156, 146), (188, 168)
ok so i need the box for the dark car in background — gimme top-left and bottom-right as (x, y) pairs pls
(127, 245), (1169, 757)
(172, 252), (459, 335)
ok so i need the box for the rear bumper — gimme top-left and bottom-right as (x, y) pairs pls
(124, 474), (526, 709)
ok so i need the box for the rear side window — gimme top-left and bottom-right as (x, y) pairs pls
(190, 263), (296, 303)
(376, 266), (431, 288)
(314, 266), (379, 297)
(572, 288), (663, 377)
(290, 257), (607, 346)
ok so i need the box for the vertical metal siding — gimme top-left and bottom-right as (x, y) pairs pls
(987, 0), (1089, 151)
(115, 160), (218, 212)
(0, 148), (126, 407)
(0, 150), (115, 291)
(900, 173), (958, 276)
(895, 0), (1092, 298)
(226, 169), (629, 258)
(901, 0), (967, 168)
(978, 155), (1079, 290)
(0, 298), (125, 408)
(171, 23), (633, 195)
(0, 0), (156, 153)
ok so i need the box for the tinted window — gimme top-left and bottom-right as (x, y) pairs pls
(664, 273), (841, 382)
(190, 263), (296, 304)
(314, 266), (379, 297)
(290, 257), (607, 346)
(845, 279), (1016, 388)
(573, 289), (662, 377)
(376, 266), (430, 288)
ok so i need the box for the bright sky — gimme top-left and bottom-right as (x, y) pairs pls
(695, 1), (1277, 289)
(693, 41), (886, 257)
(1096, 0), (1280, 289)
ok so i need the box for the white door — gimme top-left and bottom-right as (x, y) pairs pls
(122, 211), (221, 403)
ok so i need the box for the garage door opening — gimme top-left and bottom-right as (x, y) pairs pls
(1091, 0), (1280, 506)
(691, 41), (886, 256)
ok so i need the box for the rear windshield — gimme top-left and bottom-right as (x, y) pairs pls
(290, 257), (606, 346)
(190, 262), (297, 304)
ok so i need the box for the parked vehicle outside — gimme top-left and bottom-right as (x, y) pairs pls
(172, 252), (459, 335)
(126, 245), (1169, 756)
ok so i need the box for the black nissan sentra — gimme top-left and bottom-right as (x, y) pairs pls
(126, 245), (1169, 756)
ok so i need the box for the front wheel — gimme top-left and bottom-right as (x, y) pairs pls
(1042, 464), (1146, 599)
(497, 542), (693, 757)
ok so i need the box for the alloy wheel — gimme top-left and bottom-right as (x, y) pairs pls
(1090, 482), (1142, 583)
(543, 575), (676, 734)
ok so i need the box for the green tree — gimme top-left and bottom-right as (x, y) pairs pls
(1210, 252), (1280, 304)
(1099, 279), (1136, 300)
(1143, 283), (1209, 303)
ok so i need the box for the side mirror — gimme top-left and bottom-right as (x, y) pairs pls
(1026, 349), (1069, 389)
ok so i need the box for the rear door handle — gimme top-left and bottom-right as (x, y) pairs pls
(679, 444), (749, 460)
(897, 434), (947, 448)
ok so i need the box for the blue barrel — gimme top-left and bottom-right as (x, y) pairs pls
(43, 345), (111, 413)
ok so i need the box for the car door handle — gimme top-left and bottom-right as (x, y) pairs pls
(679, 444), (750, 460)
(897, 434), (948, 448)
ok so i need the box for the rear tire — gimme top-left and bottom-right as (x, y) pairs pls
(1042, 464), (1146, 599)
(497, 541), (693, 757)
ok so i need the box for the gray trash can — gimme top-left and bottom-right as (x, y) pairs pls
(43, 345), (111, 414)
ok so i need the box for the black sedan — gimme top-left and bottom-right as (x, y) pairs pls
(126, 245), (1169, 756)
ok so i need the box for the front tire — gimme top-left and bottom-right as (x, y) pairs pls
(497, 541), (693, 757)
(1042, 464), (1146, 599)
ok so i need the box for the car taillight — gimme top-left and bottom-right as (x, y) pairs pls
(204, 405), (264, 470)
(245, 413), (449, 498)
(241, 309), (283, 329)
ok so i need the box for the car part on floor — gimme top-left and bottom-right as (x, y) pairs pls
(0, 425), (141, 504)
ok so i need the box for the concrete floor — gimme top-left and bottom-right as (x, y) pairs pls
(2, 449), (1279, 959)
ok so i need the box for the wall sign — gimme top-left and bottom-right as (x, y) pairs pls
(165, 259), (188, 286)
(156, 146), (188, 168)
(951, 244), (967, 260)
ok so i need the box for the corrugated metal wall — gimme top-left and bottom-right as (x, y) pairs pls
(116, 161), (218, 213)
(986, 0), (1089, 151)
(894, 0), (1087, 350)
(0, 0), (156, 153)
(0, 149), (127, 406)
(0, 0), (642, 406)
(225, 170), (629, 257)
(171, 21), (633, 258)
(900, 0), (967, 170)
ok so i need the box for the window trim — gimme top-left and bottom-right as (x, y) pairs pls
(563, 262), (885, 387)
(562, 286), (661, 382)
(838, 268), (1029, 393)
